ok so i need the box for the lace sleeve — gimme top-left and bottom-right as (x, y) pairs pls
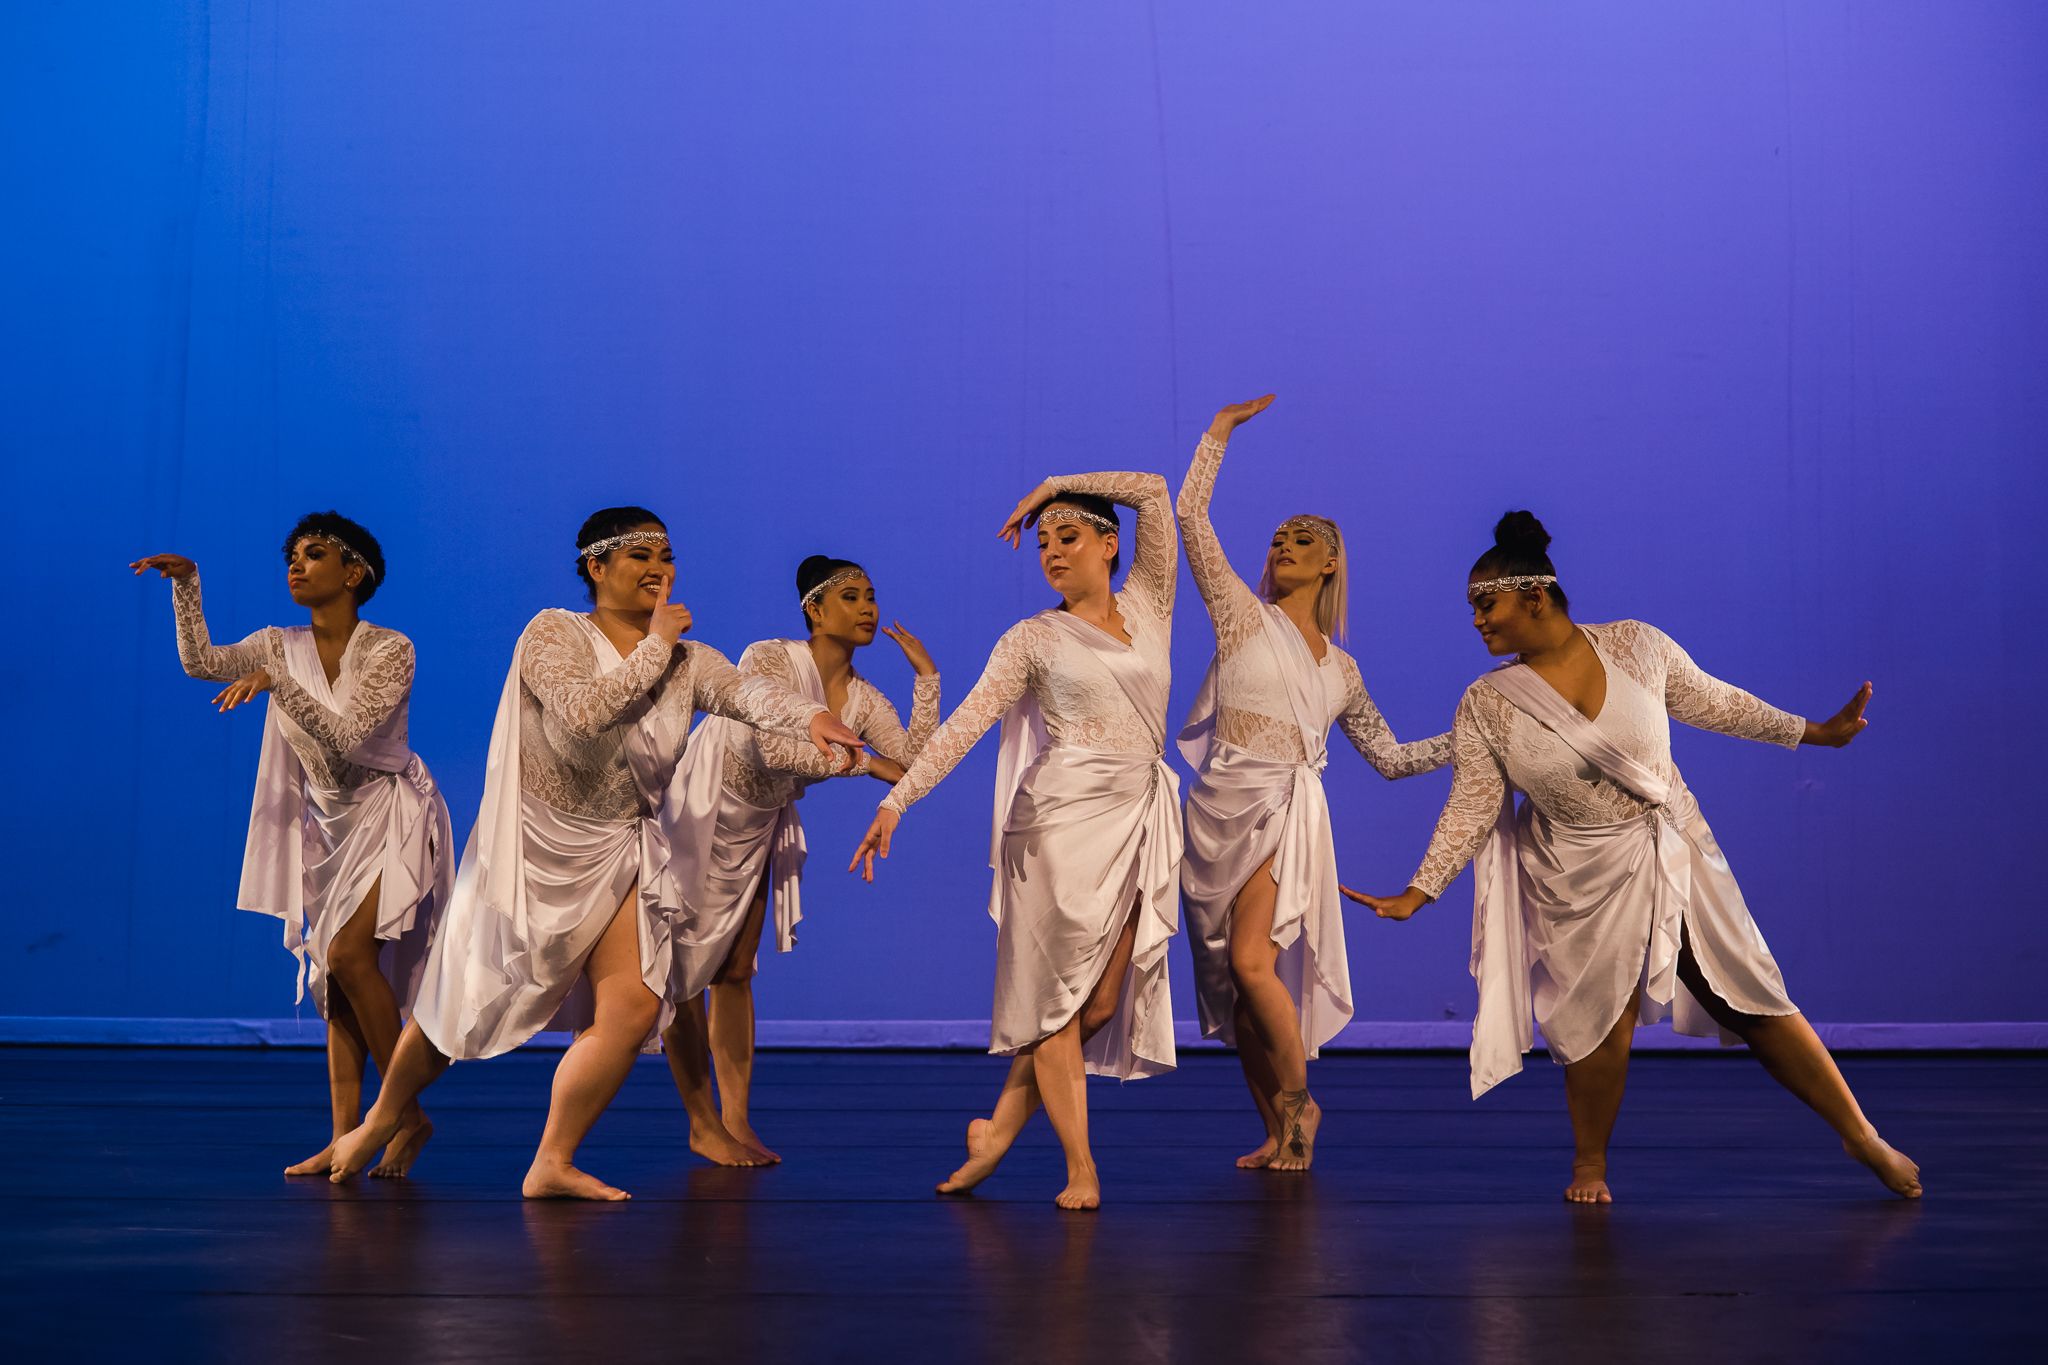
(848, 670), (940, 769)
(267, 632), (414, 757)
(1046, 470), (1176, 618)
(738, 642), (868, 778)
(1410, 685), (1511, 900)
(881, 623), (1037, 814)
(689, 642), (830, 743)
(1634, 622), (1805, 748)
(519, 611), (674, 741)
(1175, 433), (1265, 655)
(1334, 654), (1454, 779)
(170, 574), (269, 681)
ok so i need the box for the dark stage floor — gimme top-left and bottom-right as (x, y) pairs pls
(1, 1047), (2042, 1363)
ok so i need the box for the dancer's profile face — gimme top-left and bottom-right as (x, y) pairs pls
(808, 575), (878, 645)
(588, 523), (674, 613)
(286, 536), (362, 608)
(1037, 520), (1115, 601)
(1265, 526), (1335, 597)
(1468, 582), (1546, 656)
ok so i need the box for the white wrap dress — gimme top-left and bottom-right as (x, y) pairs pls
(881, 472), (1182, 1080)
(171, 574), (455, 1017)
(410, 610), (826, 1061)
(1408, 621), (1807, 1097)
(1174, 434), (1451, 1056)
(668, 639), (939, 1001)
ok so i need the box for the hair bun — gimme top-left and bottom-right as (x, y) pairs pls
(795, 555), (838, 595)
(1492, 510), (1552, 557)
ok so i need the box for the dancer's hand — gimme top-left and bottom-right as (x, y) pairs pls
(881, 621), (936, 676)
(1206, 394), (1275, 440)
(1341, 885), (1428, 920)
(214, 669), (272, 712)
(998, 481), (1059, 547)
(866, 755), (906, 785)
(648, 598), (692, 642)
(131, 553), (197, 579)
(810, 711), (867, 770)
(850, 807), (900, 881)
(1802, 682), (1872, 748)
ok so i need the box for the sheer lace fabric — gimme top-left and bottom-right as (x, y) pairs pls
(883, 471), (1175, 813)
(720, 639), (941, 809)
(1411, 620), (1805, 898)
(173, 574), (416, 791)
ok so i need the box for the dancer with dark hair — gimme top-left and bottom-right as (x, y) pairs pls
(323, 507), (867, 1199)
(1176, 398), (1450, 1172)
(133, 514), (454, 1178)
(1342, 512), (1920, 1203)
(663, 554), (940, 1165)
(850, 469), (1180, 1211)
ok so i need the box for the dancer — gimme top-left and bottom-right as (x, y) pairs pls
(663, 555), (941, 1163)
(850, 469), (1181, 1211)
(1342, 512), (1921, 1202)
(132, 515), (454, 1178)
(325, 507), (867, 1198)
(1176, 397), (1450, 1173)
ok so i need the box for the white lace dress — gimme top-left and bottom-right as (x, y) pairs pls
(410, 610), (826, 1060)
(668, 638), (939, 1002)
(171, 575), (455, 1018)
(1410, 621), (1806, 1094)
(1174, 434), (1451, 1056)
(881, 472), (1182, 1079)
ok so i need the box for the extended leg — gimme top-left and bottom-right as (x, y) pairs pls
(1559, 987), (1642, 1203)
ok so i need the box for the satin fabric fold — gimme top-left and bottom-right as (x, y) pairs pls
(236, 625), (453, 1016)
(1179, 605), (1352, 1056)
(1466, 663), (1795, 1098)
(987, 609), (1181, 1080)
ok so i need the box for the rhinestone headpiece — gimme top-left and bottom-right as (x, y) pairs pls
(1468, 574), (1557, 600)
(801, 566), (870, 609)
(580, 530), (670, 560)
(1273, 516), (1340, 552)
(1038, 505), (1118, 536)
(297, 534), (377, 583)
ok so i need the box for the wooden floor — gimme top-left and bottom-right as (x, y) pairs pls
(1, 1047), (2042, 1363)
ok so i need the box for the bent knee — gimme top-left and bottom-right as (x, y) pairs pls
(712, 954), (759, 987)
(1228, 943), (1276, 986)
(1079, 998), (1119, 1036)
(325, 939), (384, 986)
(603, 991), (661, 1039)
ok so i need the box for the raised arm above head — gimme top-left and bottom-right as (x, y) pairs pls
(1177, 398), (1276, 652)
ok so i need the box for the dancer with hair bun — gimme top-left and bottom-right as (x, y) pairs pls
(1342, 511), (1920, 1203)
(850, 469), (1181, 1211)
(324, 507), (867, 1199)
(133, 514), (455, 1179)
(1176, 397), (1450, 1173)
(662, 554), (940, 1165)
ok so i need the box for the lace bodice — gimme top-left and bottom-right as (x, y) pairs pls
(515, 609), (825, 821)
(1178, 432), (1449, 773)
(172, 574), (415, 790)
(721, 639), (942, 809)
(1410, 620), (1806, 898)
(882, 471), (1175, 814)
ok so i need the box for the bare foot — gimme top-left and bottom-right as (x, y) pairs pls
(1844, 1130), (1923, 1199)
(1055, 1164), (1101, 1211)
(1267, 1089), (1321, 1172)
(1236, 1135), (1280, 1170)
(328, 1112), (403, 1185)
(723, 1116), (781, 1165)
(371, 1117), (434, 1179)
(1564, 1160), (1613, 1204)
(689, 1121), (768, 1168)
(937, 1117), (1012, 1195)
(523, 1155), (630, 1201)
(284, 1139), (339, 1178)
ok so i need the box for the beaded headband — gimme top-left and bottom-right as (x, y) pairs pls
(1468, 574), (1557, 600)
(1038, 505), (1119, 536)
(296, 533), (378, 583)
(801, 566), (870, 609)
(1273, 516), (1340, 552)
(580, 530), (670, 559)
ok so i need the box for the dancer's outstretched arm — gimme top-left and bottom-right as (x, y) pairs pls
(1176, 397), (1275, 653)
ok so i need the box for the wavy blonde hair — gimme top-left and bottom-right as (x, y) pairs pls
(1256, 514), (1347, 643)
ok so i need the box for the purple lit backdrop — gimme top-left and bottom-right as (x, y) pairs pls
(4, 2), (2044, 1030)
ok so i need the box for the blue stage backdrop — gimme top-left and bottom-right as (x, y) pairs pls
(4, 2), (2043, 1032)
